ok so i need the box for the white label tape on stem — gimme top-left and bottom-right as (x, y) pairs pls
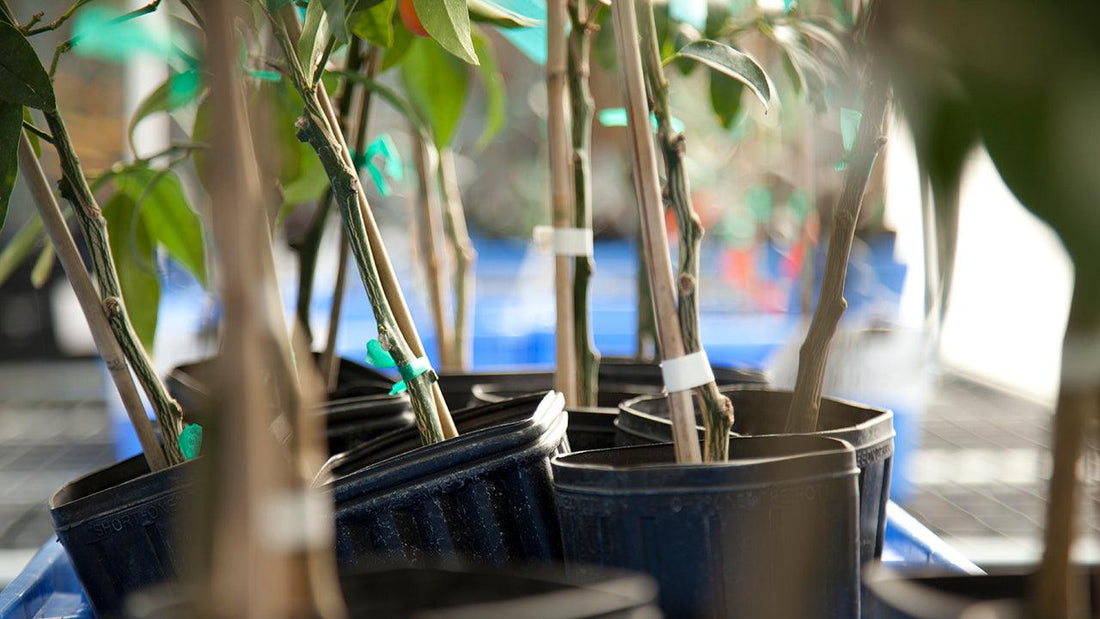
(661, 350), (715, 393)
(259, 490), (334, 552)
(532, 225), (594, 257)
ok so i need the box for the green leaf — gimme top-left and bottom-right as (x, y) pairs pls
(103, 190), (160, 353)
(351, 0), (396, 47)
(334, 71), (431, 140)
(468, 0), (540, 29)
(411, 0), (479, 64)
(0, 214), (43, 286)
(401, 38), (469, 146)
(472, 30), (505, 149)
(381, 22), (414, 71)
(0, 101), (21, 231)
(0, 21), (55, 110)
(672, 39), (771, 110)
(127, 71), (202, 155)
(322, 0), (349, 42)
(298, 0), (331, 82)
(30, 239), (54, 289)
(709, 70), (744, 129)
(115, 168), (207, 287)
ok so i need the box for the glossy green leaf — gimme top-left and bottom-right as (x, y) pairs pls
(381, 22), (415, 71)
(351, 0), (396, 47)
(472, 30), (505, 148)
(127, 71), (202, 155)
(298, 0), (331, 82)
(672, 39), (771, 110)
(116, 168), (207, 287)
(709, 70), (744, 129)
(411, 0), (479, 65)
(0, 101), (20, 232)
(334, 71), (431, 141)
(322, 0), (349, 42)
(468, 0), (540, 29)
(103, 191), (160, 353)
(401, 39), (469, 146)
(0, 21), (55, 110)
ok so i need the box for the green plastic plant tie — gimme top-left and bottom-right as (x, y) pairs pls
(598, 108), (685, 134)
(247, 69), (283, 82)
(352, 135), (403, 197)
(840, 107), (862, 152)
(168, 71), (202, 108)
(784, 0), (794, 13)
(788, 190), (809, 221)
(179, 423), (203, 460)
(73, 7), (182, 65)
(746, 187), (773, 223)
(366, 339), (397, 368)
(389, 356), (435, 396)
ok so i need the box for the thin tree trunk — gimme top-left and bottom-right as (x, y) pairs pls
(567, 0), (601, 408)
(321, 233), (348, 392)
(439, 147), (476, 370)
(18, 134), (166, 470)
(638, 0), (733, 461)
(785, 73), (888, 434)
(413, 133), (456, 370)
(611, 0), (701, 464)
(42, 108), (184, 463)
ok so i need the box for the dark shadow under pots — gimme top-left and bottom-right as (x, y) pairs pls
(617, 386), (894, 565)
(328, 391), (569, 567)
(552, 436), (861, 618)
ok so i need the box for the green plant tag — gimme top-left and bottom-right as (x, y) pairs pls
(179, 423), (202, 460)
(366, 339), (397, 368)
(840, 107), (862, 152)
(353, 134), (403, 196)
(598, 108), (685, 134)
(389, 356), (434, 395)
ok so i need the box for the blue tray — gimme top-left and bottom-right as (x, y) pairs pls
(0, 502), (978, 618)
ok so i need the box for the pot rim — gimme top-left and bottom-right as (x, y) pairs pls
(862, 562), (1027, 619)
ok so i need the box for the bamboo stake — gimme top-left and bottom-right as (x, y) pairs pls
(413, 132), (456, 370)
(268, 6), (448, 444)
(547, 0), (578, 406)
(611, 0), (701, 464)
(567, 0), (602, 407)
(439, 147), (476, 370)
(42, 104), (184, 464)
(784, 69), (888, 434)
(638, 0), (733, 462)
(322, 48), (381, 390)
(321, 232), (349, 392)
(282, 14), (456, 440)
(200, 1), (345, 615)
(18, 134), (167, 471)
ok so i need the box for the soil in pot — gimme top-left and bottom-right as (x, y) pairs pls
(50, 455), (198, 616)
(552, 436), (861, 618)
(328, 390), (569, 568)
(617, 386), (894, 565)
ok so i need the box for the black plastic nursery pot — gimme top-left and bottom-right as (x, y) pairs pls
(328, 390), (570, 568)
(618, 386), (895, 565)
(862, 564), (1099, 618)
(552, 436), (862, 618)
(435, 369), (552, 409)
(167, 356), (416, 455)
(49, 455), (199, 616)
